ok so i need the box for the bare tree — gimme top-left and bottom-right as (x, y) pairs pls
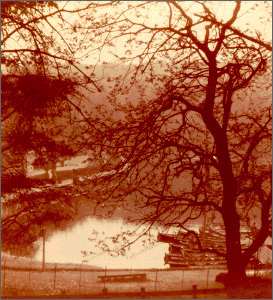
(79, 1), (272, 286)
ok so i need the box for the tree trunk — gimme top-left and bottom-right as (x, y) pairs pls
(219, 144), (246, 286)
(202, 113), (246, 286)
(222, 207), (246, 285)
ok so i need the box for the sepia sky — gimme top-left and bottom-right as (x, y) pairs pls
(5, 1), (272, 66)
(62, 1), (272, 65)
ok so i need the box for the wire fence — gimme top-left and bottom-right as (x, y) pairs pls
(1, 259), (271, 297)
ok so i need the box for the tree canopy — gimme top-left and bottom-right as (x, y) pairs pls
(74, 0), (272, 285)
(1, 1), (101, 186)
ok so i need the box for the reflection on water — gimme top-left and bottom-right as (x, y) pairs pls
(34, 217), (169, 269)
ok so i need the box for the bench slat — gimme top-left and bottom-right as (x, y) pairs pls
(98, 273), (147, 282)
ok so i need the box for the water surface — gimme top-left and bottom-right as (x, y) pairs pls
(34, 217), (170, 269)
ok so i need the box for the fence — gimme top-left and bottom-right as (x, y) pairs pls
(1, 262), (271, 297)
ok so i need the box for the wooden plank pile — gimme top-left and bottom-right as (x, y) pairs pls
(158, 228), (227, 267)
(158, 224), (258, 268)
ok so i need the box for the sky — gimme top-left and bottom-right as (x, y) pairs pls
(3, 1), (272, 70)
(9, 1), (268, 67)
(59, 1), (272, 65)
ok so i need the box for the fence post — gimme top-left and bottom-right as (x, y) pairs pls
(206, 268), (209, 289)
(41, 228), (46, 271)
(79, 265), (82, 292)
(28, 268), (31, 287)
(28, 257), (32, 288)
(103, 266), (107, 290)
(102, 266), (108, 294)
(3, 259), (6, 293)
(192, 284), (197, 298)
(53, 264), (57, 290)
(154, 269), (158, 291)
(181, 269), (184, 290)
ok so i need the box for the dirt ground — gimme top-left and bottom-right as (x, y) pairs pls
(1, 266), (271, 298)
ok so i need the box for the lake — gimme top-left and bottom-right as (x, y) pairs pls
(26, 155), (201, 269)
(34, 217), (171, 269)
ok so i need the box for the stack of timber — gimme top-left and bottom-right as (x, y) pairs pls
(158, 225), (254, 268)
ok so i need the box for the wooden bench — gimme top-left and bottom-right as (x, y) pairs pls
(98, 273), (147, 283)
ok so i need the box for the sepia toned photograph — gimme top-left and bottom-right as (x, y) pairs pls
(1, 1), (272, 299)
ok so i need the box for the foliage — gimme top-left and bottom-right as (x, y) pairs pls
(2, 188), (76, 255)
(1, 0), (100, 88)
(1, 0), (99, 179)
(1, 1), (102, 253)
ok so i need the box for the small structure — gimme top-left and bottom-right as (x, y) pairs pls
(158, 230), (226, 267)
(158, 224), (271, 268)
